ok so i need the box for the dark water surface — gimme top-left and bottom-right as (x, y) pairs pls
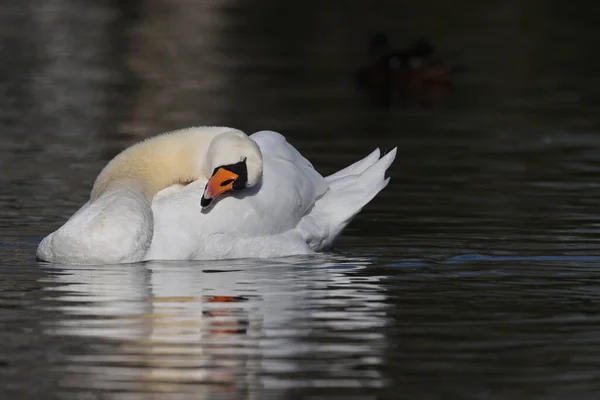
(2, 1), (600, 399)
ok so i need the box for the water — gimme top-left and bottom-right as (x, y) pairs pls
(2, 0), (600, 398)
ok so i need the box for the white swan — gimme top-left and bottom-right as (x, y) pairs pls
(37, 127), (396, 264)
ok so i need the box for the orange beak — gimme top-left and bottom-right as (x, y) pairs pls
(201, 167), (239, 207)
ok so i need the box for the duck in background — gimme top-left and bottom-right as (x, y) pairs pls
(356, 32), (461, 108)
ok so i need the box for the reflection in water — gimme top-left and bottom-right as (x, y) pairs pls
(42, 256), (387, 395)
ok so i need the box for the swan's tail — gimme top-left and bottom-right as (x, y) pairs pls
(298, 147), (397, 250)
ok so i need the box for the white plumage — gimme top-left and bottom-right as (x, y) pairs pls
(37, 127), (396, 264)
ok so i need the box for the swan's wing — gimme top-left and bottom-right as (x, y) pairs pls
(250, 130), (328, 219)
(250, 130), (317, 170)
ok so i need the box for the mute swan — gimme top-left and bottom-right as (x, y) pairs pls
(37, 127), (396, 264)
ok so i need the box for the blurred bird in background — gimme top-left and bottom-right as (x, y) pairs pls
(356, 32), (462, 108)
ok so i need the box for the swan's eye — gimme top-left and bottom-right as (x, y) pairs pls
(220, 179), (235, 187)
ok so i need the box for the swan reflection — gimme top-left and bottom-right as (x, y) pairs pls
(42, 255), (389, 393)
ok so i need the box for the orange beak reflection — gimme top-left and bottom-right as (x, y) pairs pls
(201, 167), (239, 207)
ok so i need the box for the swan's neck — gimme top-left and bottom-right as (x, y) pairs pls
(90, 127), (232, 202)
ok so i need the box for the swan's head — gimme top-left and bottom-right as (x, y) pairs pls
(201, 130), (263, 208)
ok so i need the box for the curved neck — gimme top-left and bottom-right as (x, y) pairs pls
(90, 127), (235, 202)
